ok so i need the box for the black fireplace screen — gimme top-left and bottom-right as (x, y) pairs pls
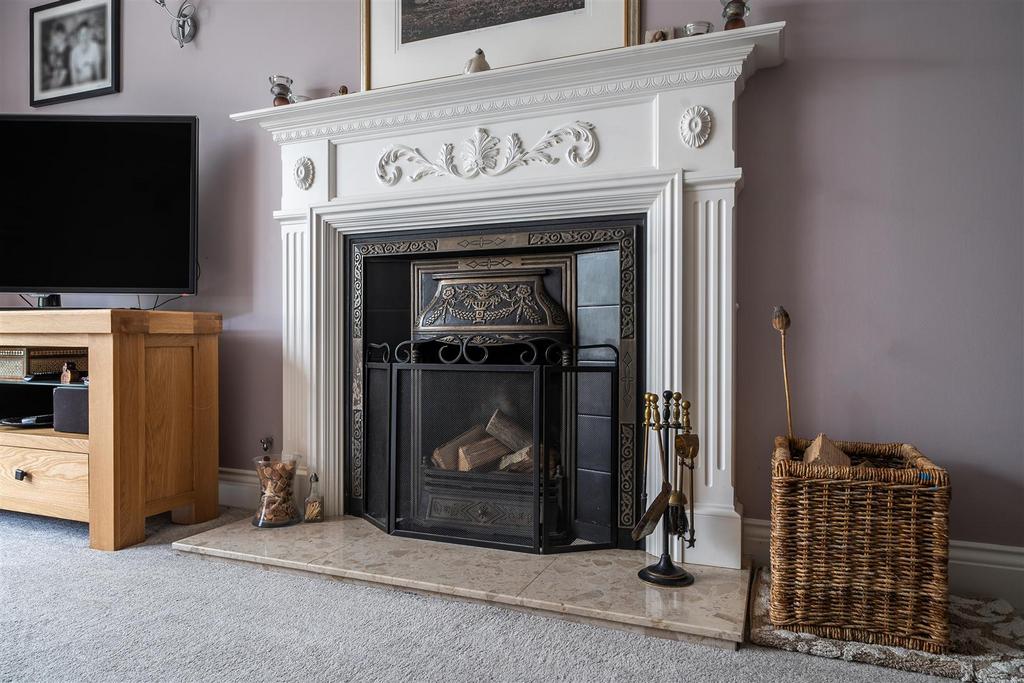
(363, 340), (617, 553)
(363, 363), (391, 529)
(395, 365), (540, 549)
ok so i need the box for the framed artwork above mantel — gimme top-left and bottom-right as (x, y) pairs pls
(362, 0), (639, 91)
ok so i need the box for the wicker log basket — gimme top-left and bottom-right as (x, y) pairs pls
(769, 435), (951, 654)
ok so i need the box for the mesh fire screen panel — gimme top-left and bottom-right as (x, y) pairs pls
(393, 365), (540, 550)
(544, 365), (617, 551)
(364, 363), (391, 528)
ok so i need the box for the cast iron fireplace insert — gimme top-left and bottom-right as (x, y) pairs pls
(347, 216), (644, 552)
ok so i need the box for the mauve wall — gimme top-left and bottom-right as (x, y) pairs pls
(0, 0), (362, 478)
(1, 1), (1021, 546)
(686, 0), (1022, 547)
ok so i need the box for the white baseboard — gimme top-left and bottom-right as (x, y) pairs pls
(218, 467), (261, 509)
(742, 518), (1024, 610)
(219, 465), (312, 510)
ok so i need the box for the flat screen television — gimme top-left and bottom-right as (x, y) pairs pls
(0, 115), (198, 296)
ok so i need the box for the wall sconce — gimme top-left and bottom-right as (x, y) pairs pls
(153, 0), (198, 48)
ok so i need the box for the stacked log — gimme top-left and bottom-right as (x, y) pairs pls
(458, 436), (511, 472)
(498, 446), (533, 473)
(430, 409), (540, 473)
(486, 409), (531, 450)
(488, 409), (533, 472)
(432, 424), (487, 470)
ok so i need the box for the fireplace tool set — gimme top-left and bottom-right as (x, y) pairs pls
(632, 390), (699, 587)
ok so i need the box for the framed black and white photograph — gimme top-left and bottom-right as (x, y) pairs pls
(362, 0), (638, 90)
(30, 0), (121, 107)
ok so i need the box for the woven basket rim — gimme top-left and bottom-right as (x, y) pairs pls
(771, 435), (948, 483)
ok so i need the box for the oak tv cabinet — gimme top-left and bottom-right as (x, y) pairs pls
(0, 309), (221, 550)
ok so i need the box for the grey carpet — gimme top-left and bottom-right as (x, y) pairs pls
(0, 510), (939, 682)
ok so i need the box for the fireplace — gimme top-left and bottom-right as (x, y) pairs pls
(234, 22), (786, 569)
(350, 218), (641, 551)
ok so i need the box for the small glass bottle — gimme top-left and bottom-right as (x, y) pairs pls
(304, 472), (324, 523)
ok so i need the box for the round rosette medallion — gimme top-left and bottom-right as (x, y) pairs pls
(679, 106), (712, 148)
(294, 156), (315, 190)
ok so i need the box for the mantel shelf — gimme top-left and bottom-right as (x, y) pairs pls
(231, 22), (785, 142)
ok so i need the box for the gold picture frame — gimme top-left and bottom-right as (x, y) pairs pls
(361, 0), (640, 91)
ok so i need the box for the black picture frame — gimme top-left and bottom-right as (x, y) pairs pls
(30, 0), (121, 107)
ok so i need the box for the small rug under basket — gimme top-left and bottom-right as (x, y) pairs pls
(749, 568), (1024, 682)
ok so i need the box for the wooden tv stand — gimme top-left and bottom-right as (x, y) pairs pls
(0, 309), (221, 550)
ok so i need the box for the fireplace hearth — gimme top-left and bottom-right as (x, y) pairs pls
(350, 218), (641, 551)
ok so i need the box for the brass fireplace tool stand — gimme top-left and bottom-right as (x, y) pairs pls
(633, 390), (699, 587)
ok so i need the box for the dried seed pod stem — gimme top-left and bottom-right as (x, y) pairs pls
(772, 306), (794, 440)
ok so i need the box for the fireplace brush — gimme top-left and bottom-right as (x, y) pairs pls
(666, 393), (687, 538)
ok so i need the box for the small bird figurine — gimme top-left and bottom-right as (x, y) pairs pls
(464, 48), (491, 74)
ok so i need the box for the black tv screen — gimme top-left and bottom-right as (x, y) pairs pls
(0, 115), (198, 294)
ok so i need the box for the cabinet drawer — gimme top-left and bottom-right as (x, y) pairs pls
(0, 446), (88, 522)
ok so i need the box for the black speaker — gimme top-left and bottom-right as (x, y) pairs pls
(53, 386), (88, 434)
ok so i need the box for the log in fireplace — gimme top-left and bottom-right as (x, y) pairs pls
(348, 217), (643, 552)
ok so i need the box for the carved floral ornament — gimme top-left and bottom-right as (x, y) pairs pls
(293, 156), (315, 190)
(679, 105), (712, 148)
(375, 121), (598, 186)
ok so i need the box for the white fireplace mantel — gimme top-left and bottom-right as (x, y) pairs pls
(233, 22), (786, 569)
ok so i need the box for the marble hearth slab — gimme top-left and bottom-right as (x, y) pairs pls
(173, 516), (749, 647)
